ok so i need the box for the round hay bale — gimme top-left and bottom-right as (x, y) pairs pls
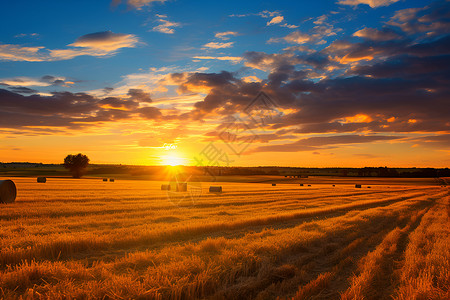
(272, 183), (276, 186)
(109, 178), (115, 182)
(0, 180), (17, 204)
(355, 184), (362, 188)
(209, 186), (222, 193)
(37, 177), (46, 183)
(332, 184), (335, 187)
(161, 184), (171, 190)
(102, 178), (108, 182)
(300, 183), (304, 186)
(176, 182), (187, 192)
(307, 184), (311, 187)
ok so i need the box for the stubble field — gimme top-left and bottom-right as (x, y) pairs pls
(0, 177), (449, 299)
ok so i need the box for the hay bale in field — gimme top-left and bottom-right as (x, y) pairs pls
(102, 178), (108, 182)
(355, 184), (361, 188)
(161, 184), (171, 190)
(109, 178), (115, 182)
(272, 183), (276, 186)
(307, 184), (311, 187)
(209, 186), (222, 193)
(332, 184), (335, 187)
(176, 182), (187, 192)
(37, 177), (46, 183)
(300, 184), (304, 186)
(367, 186), (371, 188)
(0, 180), (17, 204)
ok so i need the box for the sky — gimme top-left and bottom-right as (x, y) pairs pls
(0, 0), (449, 167)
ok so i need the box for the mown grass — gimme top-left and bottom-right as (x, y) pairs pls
(0, 177), (448, 299)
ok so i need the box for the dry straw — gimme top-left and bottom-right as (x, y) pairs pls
(37, 177), (46, 183)
(0, 180), (17, 203)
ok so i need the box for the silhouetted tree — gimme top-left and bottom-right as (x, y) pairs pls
(63, 153), (90, 178)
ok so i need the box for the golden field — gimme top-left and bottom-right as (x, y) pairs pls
(0, 177), (448, 299)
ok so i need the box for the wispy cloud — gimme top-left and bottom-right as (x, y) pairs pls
(215, 31), (239, 40)
(193, 56), (242, 62)
(0, 31), (139, 62)
(202, 42), (234, 49)
(338, 0), (400, 8)
(267, 16), (284, 26)
(111, 0), (167, 10)
(0, 75), (72, 88)
(14, 33), (40, 38)
(230, 10), (298, 28)
(152, 15), (181, 34)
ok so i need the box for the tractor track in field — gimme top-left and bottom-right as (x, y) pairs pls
(2, 187), (428, 221)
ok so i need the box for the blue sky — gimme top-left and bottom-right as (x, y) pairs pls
(1, 0), (449, 167)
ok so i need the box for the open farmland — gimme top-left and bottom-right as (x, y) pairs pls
(0, 177), (449, 299)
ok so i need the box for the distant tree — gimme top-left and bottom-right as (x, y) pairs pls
(63, 153), (90, 178)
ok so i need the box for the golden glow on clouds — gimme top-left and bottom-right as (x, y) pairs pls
(337, 114), (373, 123)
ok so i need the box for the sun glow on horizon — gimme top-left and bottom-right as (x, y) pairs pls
(160, 151), (188, 166)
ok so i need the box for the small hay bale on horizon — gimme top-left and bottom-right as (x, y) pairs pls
(176, 183), (187, 192)
(300, 184), (304, 186)
(209, 186), (222, 193)
(109, 178), (115, 182)
(272, 183), (276, 186)
(161, 184), (171, 191)
(0, 180), (17, 204)
(355, 184), (362, 188)
(102, 178), (108, 182)
(37, 177), (46, 183)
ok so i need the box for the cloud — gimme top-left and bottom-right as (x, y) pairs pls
(0, 88), (163, 131)
(387, 1), (450, 36)
(353, 27), (402, 41)
(112, 0), (167, 10)
(283, 31), (314, 44)
(193, 56), (242, 62)
(250, 135), (402, 153)
(152, 15), (181, 34)
(0, 44), (45, 62)
(14, 33), (39, 38)
(166, 1), (450, 144)
(338, 0), (400, 8)
(69, 31), (139, 51)
(202, 42), (234, 49)
(215, 31), (239, 40)
(0, 76), (72, 89)
(267, 16), (284, 26)
(0, 31), (138, 62)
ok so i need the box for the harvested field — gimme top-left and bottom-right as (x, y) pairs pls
(0, 177), (448, 299)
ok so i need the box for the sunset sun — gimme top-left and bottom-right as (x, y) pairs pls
(161, 152), (186, 166)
